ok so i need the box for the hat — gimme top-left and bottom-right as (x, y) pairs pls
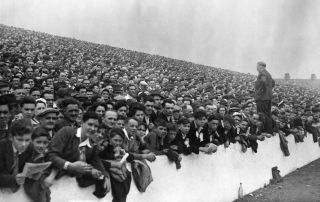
(257, 61), (266, 67)
(37, 108), (59, 118)
(150, 91), (164, 99)
(140, 81), (148, 86)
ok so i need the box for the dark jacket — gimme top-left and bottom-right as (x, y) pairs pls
(54, 118), (80, 133)
(188, 121), (210, 153)
(0, 139), (33, 188)
(172, 130), (194, 155)
(144, 130), (165, 155)
(254, 69), (274, 101)
(47, 126), (106, 178)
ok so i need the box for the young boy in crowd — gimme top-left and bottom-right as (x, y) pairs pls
(144, 119), (181, 169)
(188, 110), (216, 154)
(163, 123), (182, 169)
(47, 111), (110, 198)
(175, 117), (194, 155)
(0, 119), (33, 192)
(24, 126), (51, 202)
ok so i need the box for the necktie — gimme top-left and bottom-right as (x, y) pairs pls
(11, 152), (19, 176)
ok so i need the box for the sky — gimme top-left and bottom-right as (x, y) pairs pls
(1, 0), (320, 79)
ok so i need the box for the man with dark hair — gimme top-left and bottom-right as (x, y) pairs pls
(0, 95), (13, 140)
(54, 97), (80, 131)
(30, 87), (41, 100)
(41, 90), (54, 108)
(12, 96), (37, 127)
(188, 110), (216, 154)
(47, 111), (110, 198)
(0, 119), (33, 191)
(114, 100), (128, 118)
(125, 84), (137, 101)
(37, 108), (59, 138)
(0, 81), (10, 96)
(143, 96), (157, 127)
(255, 61), (274, 134)
(157, 99), (175, 123)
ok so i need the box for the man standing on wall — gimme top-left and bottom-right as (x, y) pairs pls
(254, 61), (274, 135)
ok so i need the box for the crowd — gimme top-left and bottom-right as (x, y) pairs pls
(0, 24), (320, 202)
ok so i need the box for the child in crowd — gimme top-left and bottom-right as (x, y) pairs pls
(24, 126), (51, 202)
(116, 115), (126, 129)
(0, 119), (33, 193)
(175, 117), (194, 155)
(163, 123), (182, 169)
(99, 128), (133, 202)
(144, 119), (181, 169)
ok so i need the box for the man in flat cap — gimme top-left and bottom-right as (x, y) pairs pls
(37, 108), (59, 138)
(254, 61), (275, 135)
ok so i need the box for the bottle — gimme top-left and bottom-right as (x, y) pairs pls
(238, 182), (243, 199)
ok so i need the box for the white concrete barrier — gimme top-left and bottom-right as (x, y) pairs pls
(1, 133), (320, 202)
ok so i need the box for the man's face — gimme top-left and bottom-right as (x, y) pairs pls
(26, 68), (34, 77)
(153, 96), (162, 107)
(125, 119), (138, 136)
(156, 126), (167, 138)
(0, 105), (10, 128)
(12, 78), (20, 87)
(104, 111), (117, 128)
(208, 119), (219, 131)
(176, 97), (183, 105)
(83, 80), (90, 87)
(106, 85), (113, 94)
(195, 117), (207, 128)
(39, 113), (58, 130)
(179, 123), (190, 134)
(116, 119), (125, 129)
(183, 106), (193, 117)
(86, 91), (93, 100)
(64, 104), (79, 122)
(134, 110), (145, 122)
(46, 79), (53, 86)
(117, 106), (127, 117)
(82, 118), (99, 139)
(128, 86), (136, 96)
(239, 121), (248, 131)
(31, 90), (41, 100)
(164, 103), (174, 116)
(12, 133), (32, 153)
(43, 93), (54, 108)
(0, 87), (10, 96)
(223, 120), (232, 130)
(33, 136), (49, 154)
(21, 103), (36, 119)
(101, 91), (109, 100)
(27, 79), (35, 88)
(59, 73), (67, 81)
(95, 106), (106, 118)
(205, 105), (216, 116)
(22, 83), (31, 95)
(144, 101), (154, 115)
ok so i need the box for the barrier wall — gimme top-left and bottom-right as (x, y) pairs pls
(1, 133), (320, 202)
